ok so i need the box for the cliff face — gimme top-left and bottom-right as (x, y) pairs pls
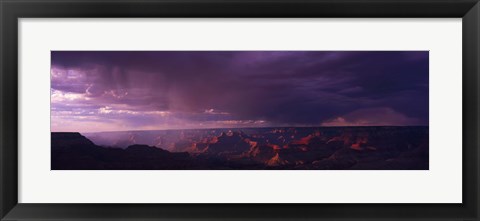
(51, 132), (95, 149)
(205, 131), (251, 155)
(51, 132), (196, 170)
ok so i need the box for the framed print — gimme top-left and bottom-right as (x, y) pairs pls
(1, 0), (479, 220)
(50, 50), (430, 171)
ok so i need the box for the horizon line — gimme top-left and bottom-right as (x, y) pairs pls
(51, 125), (429, 134)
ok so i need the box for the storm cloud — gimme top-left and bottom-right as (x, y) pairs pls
(51, 51), (428, 132)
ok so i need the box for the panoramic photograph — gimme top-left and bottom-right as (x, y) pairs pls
(51, 51), (429, 170)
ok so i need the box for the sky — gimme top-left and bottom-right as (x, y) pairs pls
(51, 51), (429, 132)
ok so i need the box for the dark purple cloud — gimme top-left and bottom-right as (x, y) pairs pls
(51, 51), (428, 132)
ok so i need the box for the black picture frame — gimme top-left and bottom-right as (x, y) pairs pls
(1, 0), (479, 220)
